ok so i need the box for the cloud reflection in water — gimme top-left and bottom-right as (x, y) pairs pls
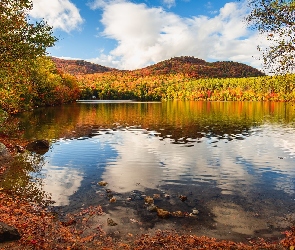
(42, 164), (83, 206)
(41, 124), (295, 206)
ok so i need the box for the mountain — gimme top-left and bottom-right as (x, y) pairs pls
(50, 57), (116, 75)
(51, 56), (265, 78)
(134, 56), (265, 78)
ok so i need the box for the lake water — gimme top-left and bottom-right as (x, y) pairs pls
(15, 101), (295, 242)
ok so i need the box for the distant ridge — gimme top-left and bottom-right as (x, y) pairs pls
(50, 57), (116, 75)
(136, 56), (265, 78)
(50, 56), (265, 78)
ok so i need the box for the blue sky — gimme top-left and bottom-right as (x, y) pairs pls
(30, 0), (269, 70)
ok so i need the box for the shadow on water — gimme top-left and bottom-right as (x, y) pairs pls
(0, 153), (53, 207)
(6, 101), (295, 242)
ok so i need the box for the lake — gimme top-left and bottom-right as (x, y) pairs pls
(12, 101), (295, 242)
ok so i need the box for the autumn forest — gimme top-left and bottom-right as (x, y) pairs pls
(2, 55), (295, 115)
(1, 0), (295, 249)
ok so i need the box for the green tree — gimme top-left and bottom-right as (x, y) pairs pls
(246, 0), (295, 74)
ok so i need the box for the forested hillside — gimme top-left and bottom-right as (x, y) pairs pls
(50, 56), (295, 103)
(135, 56), (265, 78)
(51, 56), (265, 78)
(50, 57), (116, 75)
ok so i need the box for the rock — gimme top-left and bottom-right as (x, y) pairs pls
(0, 222), (21, 243)
(107, 193), (113, 199)
(192, 209), (199, 215)
(172, 211), (184, 217)
(26, 140), (50, 154)
(153, 194), (161, 200)
(0, 143), (9, 157)
(156, 208), (170, 219)
(130, 190), (144, 200)
(15, 145), (25, 153)
(107, 218), (117, 226)
(98, 181), (108, 186)
(164, 194), (170, 199)
(147, 204), (157, 212)
(144, 196), (154, 205)
(61, 219), (76, 227)
(134, 195), (141, 200)
(109, 197), (116, 203)
(179, 195), (187, 202)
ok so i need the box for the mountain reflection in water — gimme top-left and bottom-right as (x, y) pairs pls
(16, 101), (295, 241)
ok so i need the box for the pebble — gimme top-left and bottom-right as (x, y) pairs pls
(134, 195), (141, 200)
(164, 194), (170, 199)
(109, 197), (116, 203)
(107, 218), (118, 226)
(153, 194), (161, 199)
(98, 181), (108, 186)
(192, 209), (199, 215)
(179, 195), (187, 202)
(147, 204), (157, 212)
(144, 196), (154, 205)
(157, 208), (170, 219)
(172, 211), (184, 217)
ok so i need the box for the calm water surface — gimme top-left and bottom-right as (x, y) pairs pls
(16, 101), (295, 241)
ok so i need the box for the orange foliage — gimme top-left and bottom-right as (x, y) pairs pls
(50, 57), (116, 75)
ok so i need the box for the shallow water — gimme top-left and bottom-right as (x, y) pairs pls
(14, 101), (295, 241)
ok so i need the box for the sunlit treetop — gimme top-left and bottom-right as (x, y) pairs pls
(0, 0), (57, 66)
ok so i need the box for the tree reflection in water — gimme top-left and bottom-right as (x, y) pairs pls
(0, 153), (53, 207)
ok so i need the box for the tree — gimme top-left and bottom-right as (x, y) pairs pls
(0, 0), (57, 113)
(0, 0), (57, 65)
(246, 0), (295, 74)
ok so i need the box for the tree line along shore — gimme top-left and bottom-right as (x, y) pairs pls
(1, 55), (295, 116)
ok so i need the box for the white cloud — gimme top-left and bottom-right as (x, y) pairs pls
(88, 0), (125, 9)
(88, 1), (269, 70)
(30, 0), (84, 32)
(162, 0), (176, 8)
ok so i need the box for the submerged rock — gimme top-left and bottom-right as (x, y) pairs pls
(164, 193), (170, 199)
(109, 197), (116, 203)
(172, 211), (185, 217)
(157, 208), (170, 219)
(192, 209), (199, 215)
(98, 181), (108, 187)
(107, 218), (118, 226)
(153, 194), (161, 200)
(147, 204), (157, 212)
(0, 222), (21, 243)
(26, 140), (50, 154)
(144, 196), (154, 205)
(130, 190), (144, 200)
(179, 195), (187, 202)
